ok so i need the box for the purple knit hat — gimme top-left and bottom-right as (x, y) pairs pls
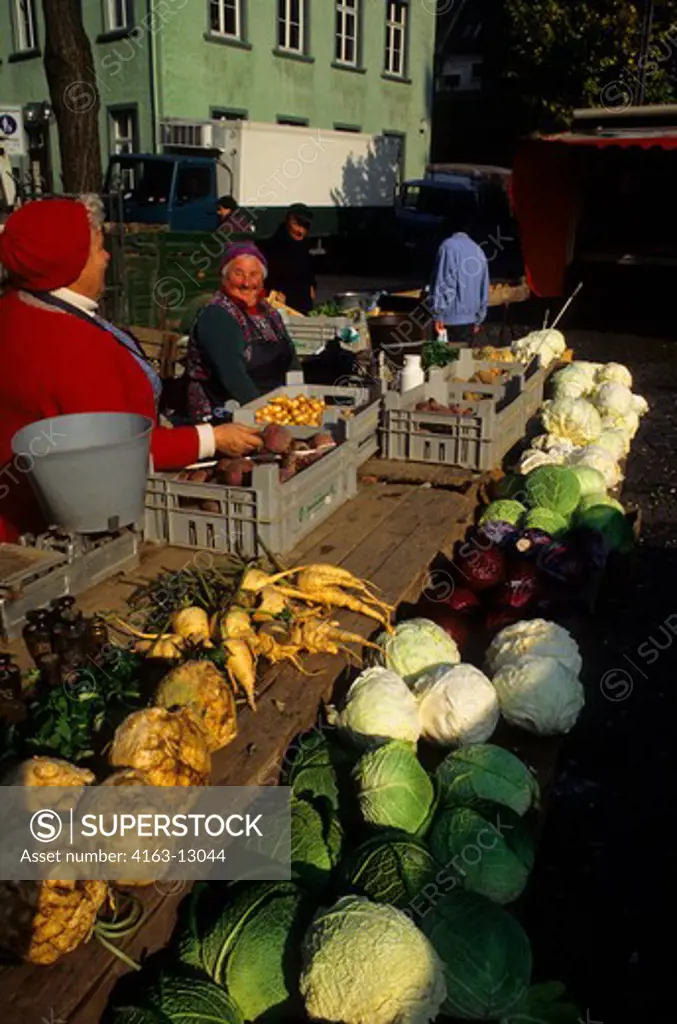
(220, 241), (267, 274)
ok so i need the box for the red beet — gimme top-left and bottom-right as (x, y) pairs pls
(262, 423), (293, 454)
(484, 609), (522, 639)
(216, 458), (253, 486)
(454, 544), (507, 592)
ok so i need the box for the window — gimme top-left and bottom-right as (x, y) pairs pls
(335, 0), (359, 66)
(110, 108), (137, 155)
(210, 0), (242, 39)
(176, 166), (213, 203)
(384, 0), (408, 77)
(277, 115), (309, 126)
(106, 0), (131, 31)
(14, 0), (37, 51)
(277, 0), (305, 53)
(212, 108), (248, 121)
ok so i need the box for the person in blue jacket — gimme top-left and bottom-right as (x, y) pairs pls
(430, 211), (489, 344)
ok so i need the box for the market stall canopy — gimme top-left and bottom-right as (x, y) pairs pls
(512, 105), (677, 297)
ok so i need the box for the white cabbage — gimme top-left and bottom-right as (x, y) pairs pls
(328, 667), (421, 750)
(541, 397), (602, 446)
(512, 329), (566, 368)
(518, 448), (566, 474)
(550, 364), (595, 400)
(531, 433), (579, 455)
(595, 362), (633, 389)
(592, 382), (634, 420)
(413, 664), (499, 748)
(486, 618), (582, 676)
(631, 393), (649, 417)
(594, 429), (630, 460)
(568, 445), (622, 489)
(376, 619), (461, 685)
(491, 656), (585, 736)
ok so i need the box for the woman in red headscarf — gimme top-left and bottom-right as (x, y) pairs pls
(0, 197), (263, 542)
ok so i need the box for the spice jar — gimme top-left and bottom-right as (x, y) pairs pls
(87, 616), (109, 658)
(50, 596), (77, 627)
(39, 653), (63, 689)
(0, 653), (22, 701)
(22, 611), (53, 666)
(53, 618), (88, 675)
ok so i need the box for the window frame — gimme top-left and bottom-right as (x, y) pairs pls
(209, 0), (243, 41)
(211, 107), (249, 122)
(108, 105), (139, 158)
(277, 0), (307, 56)
(384, 0), (409, 79)
(13, 0), (38, 53)
(334, 0), (360, 68)
(105, 0), (132, 32)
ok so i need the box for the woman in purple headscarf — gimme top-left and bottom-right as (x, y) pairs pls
(185, 242), (301, 422)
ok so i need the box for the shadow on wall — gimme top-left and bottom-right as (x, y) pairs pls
(330, 136), (401, 207)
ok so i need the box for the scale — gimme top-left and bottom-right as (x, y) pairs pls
(0, 527), (140, 640)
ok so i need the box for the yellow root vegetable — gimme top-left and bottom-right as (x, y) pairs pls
(253, 586), (290, 621)
(135, 635), (185, 659)
(239, 568), (274, 594)
(249, 632), (313, 674)
(291, 575), (394, 632)
(267, 563), (387, 601)
(219, 607), (255, 642)
(224, 638), (257, 710)
(171, 607), (213, 647)
(296, 569), (394, 617)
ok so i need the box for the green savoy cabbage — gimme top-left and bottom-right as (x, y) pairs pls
(524, 466), (581, 517)
(436, 744), (539, 818)
(478, 500), (526, 527)
(299, 895), (447, 1024)
(429, 805), (535, 904)
(280, 728), (357, 813)
(575, 504), (633, 553)
(340, 830), (441, 909)
(523, 507), (568, 537)
(375, 618), (461, 685)
(354, 740), (435, 836)
(421, 890), (532, 1020)
(290, 795), (343, 893)
(104, 967), (244, 1023)
(172, 881), (312, 1023)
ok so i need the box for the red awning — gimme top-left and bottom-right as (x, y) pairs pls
(543, 130), (677, 150)
(512, 131), (677, 297)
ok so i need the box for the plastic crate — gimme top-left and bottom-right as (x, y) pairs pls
(380, 369), (536, 472)
(278, 311), (370, 357)
(231, 372), (381, 467)
(143, 425), (360, 557)
(436, 350), (546, 417)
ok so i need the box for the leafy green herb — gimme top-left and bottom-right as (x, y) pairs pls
(421, 341), (460, 372)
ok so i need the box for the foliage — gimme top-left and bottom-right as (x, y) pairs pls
(494, 0), (677, 131)
(2, 650), (143, 764)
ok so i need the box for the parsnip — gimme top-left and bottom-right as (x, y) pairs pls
(224, 639), (257, 710)
(171, 607), (214, 647)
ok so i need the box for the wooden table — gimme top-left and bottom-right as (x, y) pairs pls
(1, 480), (485, 1024)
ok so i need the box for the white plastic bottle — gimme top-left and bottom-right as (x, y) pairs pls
(401, 354), (425, 393)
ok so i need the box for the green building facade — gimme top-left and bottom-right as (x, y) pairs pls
(1, 1), (435, 188)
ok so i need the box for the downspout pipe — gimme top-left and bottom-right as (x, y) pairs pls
(146, 0), (159, 151)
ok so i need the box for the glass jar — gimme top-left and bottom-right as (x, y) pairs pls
(39, 653), (63, 689)
(0, 654), (22, 701)
(87, 616), (109, 658)
(22, 612), (53, 665)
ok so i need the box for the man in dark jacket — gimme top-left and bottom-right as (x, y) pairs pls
(263, 203), (316, 314)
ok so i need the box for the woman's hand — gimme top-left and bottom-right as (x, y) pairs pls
(213, 423), (264, 457)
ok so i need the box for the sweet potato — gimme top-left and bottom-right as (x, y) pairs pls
(216, 458), (253, 486)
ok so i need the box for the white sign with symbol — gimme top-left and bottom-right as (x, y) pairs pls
(0, 105), (26, 157)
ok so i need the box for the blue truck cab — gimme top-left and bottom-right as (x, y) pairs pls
(105, 153), (220, 232)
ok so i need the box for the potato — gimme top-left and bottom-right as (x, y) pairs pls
(262, 424), (293, 453)
(216, 458), (253, 486)
(309, 432), (335, 450)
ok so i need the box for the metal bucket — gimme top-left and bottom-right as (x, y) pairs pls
(366, 313), (435, 369)
(11, 412), (153, 534)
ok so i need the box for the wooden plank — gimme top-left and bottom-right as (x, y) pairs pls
(359, 458), (483, 491)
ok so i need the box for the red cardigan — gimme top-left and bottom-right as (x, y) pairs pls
(0, 289), (200, 542)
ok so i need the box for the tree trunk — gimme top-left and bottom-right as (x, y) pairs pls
(41, 0), (102, 194)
